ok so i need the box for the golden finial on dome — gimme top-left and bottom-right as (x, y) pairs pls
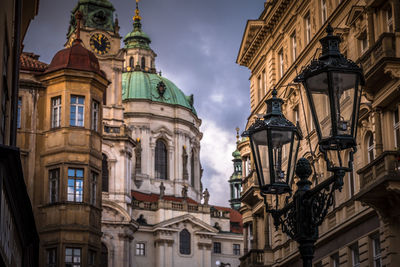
(133, 0), (142, 21)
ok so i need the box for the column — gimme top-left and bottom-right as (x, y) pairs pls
(244, 225), (248, 254)
(252, 216), (258, 249)
(366, 7), (375, 46)
(381, 217), (400, 266)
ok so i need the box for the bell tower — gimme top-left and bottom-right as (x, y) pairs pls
(229, 128), (243, 210)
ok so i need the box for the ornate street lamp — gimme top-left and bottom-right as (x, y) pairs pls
(241, 25), (364, 267)
(295, 24), (364, 172)
(243, 88), (302, 195)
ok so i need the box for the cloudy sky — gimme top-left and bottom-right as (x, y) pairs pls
(24, 0), (265, 206)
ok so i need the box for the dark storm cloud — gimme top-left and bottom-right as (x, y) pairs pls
(24, 0), (265, 206)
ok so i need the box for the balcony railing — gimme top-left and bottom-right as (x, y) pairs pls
(239, 249), (264, 267)
(242, 170), (256, 193)
(357, 150), (400, 189)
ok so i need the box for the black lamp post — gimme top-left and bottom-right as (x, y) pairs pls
(242, 25), (364, 267)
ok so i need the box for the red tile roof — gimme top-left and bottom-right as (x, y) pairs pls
(213, 205), (243, 234)
(20, 52), (48, 72)
(131, 190), (243, 234)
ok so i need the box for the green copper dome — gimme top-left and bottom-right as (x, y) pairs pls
(122, 71), (197, 115)
(124, 27), (151, 49)
(232, 149), (241, 160)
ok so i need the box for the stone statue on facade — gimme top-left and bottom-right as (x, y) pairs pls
(181, 185), (188, 199)
(203, 188), (210, 205)
(159, 182), (165, 199)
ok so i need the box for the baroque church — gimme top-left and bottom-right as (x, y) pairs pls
(17, 0), (243, 266)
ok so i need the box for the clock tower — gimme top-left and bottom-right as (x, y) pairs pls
(66, 0), (125, 127)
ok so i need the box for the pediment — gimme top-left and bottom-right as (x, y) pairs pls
(102, 200), (138, 228)
(237, 20), (264, 65)
(153, 214), (218, 234)
(345, 6), (365, 26)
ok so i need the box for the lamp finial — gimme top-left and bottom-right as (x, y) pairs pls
(133, 0), (141, 22)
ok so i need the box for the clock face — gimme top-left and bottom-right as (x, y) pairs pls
(90, 33), (111, 55)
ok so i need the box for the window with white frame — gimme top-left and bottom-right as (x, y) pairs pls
(49, 168), (59, 203)
(17, 97), (21, 129)
(91, 100), (99, 131)
(67, 168), (84, 202)
(291, 31), (297, 62)
(359, 31), (368, 53)
(387, 5), (393, 32)
(321, 0), (327, 24)
(51, 96), (61, 128)
(136, 242), (145, 256)
(278, 49), (284, 78)
(46, 248), (57, 267)
(394, 107), (400, 148)
(233, 244), (240, 255)
(90, 172), (97, 206)
(367, 133), (374, 163)
(372, 234), (382, 267)
(305, 13), (311, 44)
(350, 243), (360, 267)
(70, 95), (84, 127)
(65, 248), (81, 267)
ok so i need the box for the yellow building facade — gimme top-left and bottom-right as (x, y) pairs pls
(237, 0), (400, 266)
(17, 39), (109, 266)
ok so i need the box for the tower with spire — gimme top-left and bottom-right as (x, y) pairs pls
(229, 128), (243, 210)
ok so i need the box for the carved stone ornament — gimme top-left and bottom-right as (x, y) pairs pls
(157, 81), (166, 97)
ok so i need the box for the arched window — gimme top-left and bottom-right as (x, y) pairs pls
(129, 56), (134, 67)
(367, 133), (374, 163)
(100, 243), (108, 267)
(141, 57), (146, 70)
(191, 149), (195, 186)
(155, 139), (168, 179)
(102, 154), (109, 192)
(179, 229), (191, 255)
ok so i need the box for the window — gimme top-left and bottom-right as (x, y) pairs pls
(1, 39), (9, 145)
(372, 234), (382, 267)
(90, 172), (97, 206)
(258, 75), (262, 101)
(278, 49), (284, 78)
(141, 57), (145, 70)
(331, 252), (339, 267)
(88, 250), (96, 267)
(129, 56), (134, 67)
(394, 108), (400, 148)
(359, 31), (368, 53)
(46, 248), (57, 267)
(309, 106), (314, 131)
(387, 5), (393, 32)
(51, 96), (61, 128)
(136, 242), (145, 256)
(65, 248), (81, 267)
(321, 0), (327, 24)
(305, 13), (311, 44)
(213, 242), (221, 254)
(368, 133), (374, 163)
(155, 139), (168, 179)
(350, 243), (360, 267)
(179, 229), (191, 255)
(101, 243), (108, 267)
(17, 97), (21, 129)
(291, 31), (297, 61)
(233, 244), (240, 255)
(348, 168), (356, 197)
(67, 168), (83, 202)
(102, 154), (109, 192)
(191, 149), (195, 186)
(263, 70), (267, 95)
(49, 169), (59, 203)
(91, 100), (99, 131)
(70, 95), (84, 127)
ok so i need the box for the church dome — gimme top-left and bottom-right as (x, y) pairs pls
(45, 40), (106, 78)
(122, 71), (196, 115)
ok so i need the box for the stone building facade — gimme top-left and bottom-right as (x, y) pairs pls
(237, 0), (400, 266)
(0, 0), (40, 266)
(18, 0), (244, 266)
